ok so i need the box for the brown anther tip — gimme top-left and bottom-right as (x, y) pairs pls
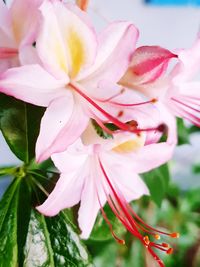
(162, 243), (169, 248)
(118, 239), (126, 245)
(120, 88), (126, 94)
(154, 234), (160, 240)
(143, 236), (150, 245)
(117, 111), (124, 118)
(128, 120), (138, 130)
(157, 123), (167, 133)
(166, 248), (174, 255)
(151, 98), (158, 103)
(170, 232), (180, 238)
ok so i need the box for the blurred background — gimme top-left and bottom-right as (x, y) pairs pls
(0, 0), (200, 266)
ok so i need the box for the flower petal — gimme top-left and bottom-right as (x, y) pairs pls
(131, 105), (176, 173)
(37, 0), (97, 79)
(121, 46), (176, 87)
(0, 64), (67, 106)
(36, 94), (89, 162)
(18, 45), (42, 65)
(52, 139), (88, 173)
(79, 21), (138, 83)
(102, 154), (149, 202)
(130, 142), (175, 174)
(78, 163), (107, 239)
(0, 1), (13, 43)
(10, 0), (43, 46)
(172, 36), (200, 82)
(36, 172), (84, 216)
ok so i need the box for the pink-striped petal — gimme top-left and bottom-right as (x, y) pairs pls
(121, 46), (176, 88)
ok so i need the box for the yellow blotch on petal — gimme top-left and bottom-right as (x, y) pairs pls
(67, 29), (85, 78)
(113, 134), (145, 153)
(12, 18), (23, 45)
(54, 41), (68, 74)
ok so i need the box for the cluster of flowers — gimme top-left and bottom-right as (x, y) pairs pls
(0, 0), (199, 266)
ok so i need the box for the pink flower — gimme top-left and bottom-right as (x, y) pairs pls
(167, 37), (200, 126)
(37, 123), (178, 267)
(120, 42), (200, 127)
(120, 45), (176, 89)
(0, 0), (43, 72)
(0, 0), (139, 162)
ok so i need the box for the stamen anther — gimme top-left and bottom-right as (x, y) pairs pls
(151, 98), (158, 103)
(170, 232), (180, 238)
(120, 88), (126, 94)
(144, 235), (150, 245)
(118, 239), (126, 245)
(154, 234), (161, 240)
(162, 243), (169, 248)
(167, 248), (174, 255)
(117, 111), (124, 117)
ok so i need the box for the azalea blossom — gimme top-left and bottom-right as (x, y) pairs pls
(120, 42), (200, 127)
(0, 0), (145, 163)
(168, 37), (200, 126)
(37, 122), (178, 267)
(0, 0), (43, 72)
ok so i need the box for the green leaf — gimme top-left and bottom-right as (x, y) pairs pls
(92, 120), (113, 139)
(0, 94), (45, 163)
(47, 212), (93, 266)
(124, 240), (146, 267)
(17, 179), (32, 266)
(93, 239), (145, 267)
(192, 163), (200, 174)
(0, 178), (20, 267)
(24, 210), (93, 267)
(0, 171), (93, 266)
(142, 164), (170, 207)
(0, 166), (15, 178)
(177, 118), (190, 146)
(189, 125), (200, 134)
(90, 204), (126, 241)
(92, 242), (118, 267)
(23, 209), (55, 267)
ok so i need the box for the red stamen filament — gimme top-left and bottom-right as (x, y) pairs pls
(0, 47), (18, 59)
(91, 113), (114, 136)
(98, 158), (179, 267)
(171, 97), (200, 113)
(93, 88), (126, 103)
(70, 82), (163, 134)
(109, 98), (157, 107)
(96, 183), (125, 244)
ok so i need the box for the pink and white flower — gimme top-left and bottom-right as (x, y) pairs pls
(37, 122), (178, 267)
(0, 0), (43, 72)
(120, 42), (200, 127)
(0, 0), (141, 162)
(167, 37), (200, 126)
